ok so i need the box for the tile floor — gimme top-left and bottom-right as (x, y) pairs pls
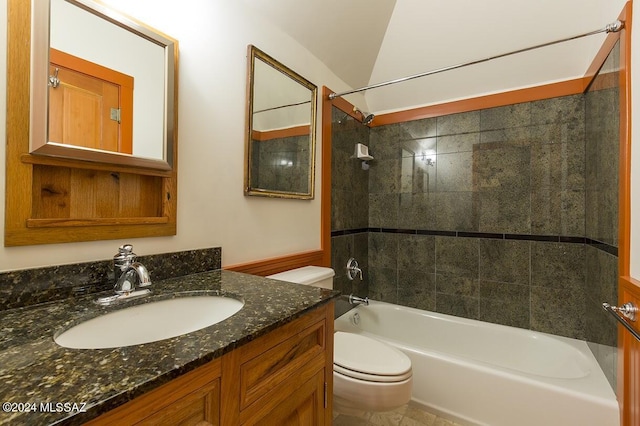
(333, 402), (464, 426)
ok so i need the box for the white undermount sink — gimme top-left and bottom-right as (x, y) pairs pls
(54, 295), (244, 349)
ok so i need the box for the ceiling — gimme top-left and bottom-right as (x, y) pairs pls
(238, 0), (396, 91)
(241, 0), (626, 113)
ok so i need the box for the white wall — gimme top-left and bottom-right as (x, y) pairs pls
(0, 0), (354, 271)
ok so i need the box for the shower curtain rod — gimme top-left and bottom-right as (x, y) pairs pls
(328, 20), (624, 100)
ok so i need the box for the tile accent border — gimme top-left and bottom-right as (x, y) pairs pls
(332, 227), (617, 256)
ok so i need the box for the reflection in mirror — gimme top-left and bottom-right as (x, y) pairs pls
(30, 0), (177, 170)
(245, 45), (317, 199)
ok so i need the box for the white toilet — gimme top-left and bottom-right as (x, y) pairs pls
(268, 266), (413, 414)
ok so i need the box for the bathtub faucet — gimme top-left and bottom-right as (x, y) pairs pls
(348, 294), (369, 306)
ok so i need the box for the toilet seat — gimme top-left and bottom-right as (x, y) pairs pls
(334, 331), (412, 383)
(334, 364), (413, 382)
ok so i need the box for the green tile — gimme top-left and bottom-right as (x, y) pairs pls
(479, 239), (530, 284)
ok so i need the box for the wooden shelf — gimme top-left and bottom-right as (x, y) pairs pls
(27, 217), (169, 228)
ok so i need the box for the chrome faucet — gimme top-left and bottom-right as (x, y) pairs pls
(113, 244), (151, 293)
(346, 259), (368, 305)
(348, 295), (369, 306)
(97, 244), (151, 305)
(114, 261), (151, 294)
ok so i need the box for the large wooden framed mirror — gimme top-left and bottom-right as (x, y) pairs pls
(244, 45), (317, 199)
(4, 0), (178, 246)
(30, 0), (177, 171)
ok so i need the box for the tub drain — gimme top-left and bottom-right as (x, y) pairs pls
(351, 312), (360, 325)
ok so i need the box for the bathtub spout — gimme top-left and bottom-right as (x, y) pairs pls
(348, 294), (369, 306)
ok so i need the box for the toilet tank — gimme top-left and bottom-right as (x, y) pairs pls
(267, 266), (335, 289)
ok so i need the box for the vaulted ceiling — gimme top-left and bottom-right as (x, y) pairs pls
(241, 0), (626, 113)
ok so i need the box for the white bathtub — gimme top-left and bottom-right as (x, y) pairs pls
(334, 301), (619, 426)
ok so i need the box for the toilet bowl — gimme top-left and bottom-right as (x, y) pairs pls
(267, 266), (413, 413)
(333, 331), (412, 413)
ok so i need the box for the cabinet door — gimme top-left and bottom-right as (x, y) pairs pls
(86, 360), (221, 426)
(134, 378), (220, 426)
(246, 369), (325, 426)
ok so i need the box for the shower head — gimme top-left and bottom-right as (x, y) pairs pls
(338, 106), (374, 125)
(361, 112), (375, 125)
(354, 107), (374, 125)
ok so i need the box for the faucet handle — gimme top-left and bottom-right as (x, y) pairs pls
(117, 244), (134, 257)
(114, 244), (136, 266)
(346, 258), (363, 281)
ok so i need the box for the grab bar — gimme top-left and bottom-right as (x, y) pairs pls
(602, 302), (640, 342)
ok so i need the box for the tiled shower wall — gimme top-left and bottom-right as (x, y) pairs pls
(250, 135), (311, 193)
(365, 96), (590, 335)
(330, 44), (620, 389)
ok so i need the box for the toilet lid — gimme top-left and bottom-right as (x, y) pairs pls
(334, 332), (412, 378)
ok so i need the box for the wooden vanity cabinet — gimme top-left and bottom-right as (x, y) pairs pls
(86, 301), (334, 426)
(84, 359), (221, 426)
(222, 301), (333, 425)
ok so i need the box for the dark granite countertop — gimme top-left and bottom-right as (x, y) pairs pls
(0, 270), (339, 425)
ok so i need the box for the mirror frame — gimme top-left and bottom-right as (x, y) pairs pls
(244, 45), (317, 199)
(30, 0), (177, 171)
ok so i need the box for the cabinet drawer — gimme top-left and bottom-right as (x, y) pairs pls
(239, 308), (327, 410)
